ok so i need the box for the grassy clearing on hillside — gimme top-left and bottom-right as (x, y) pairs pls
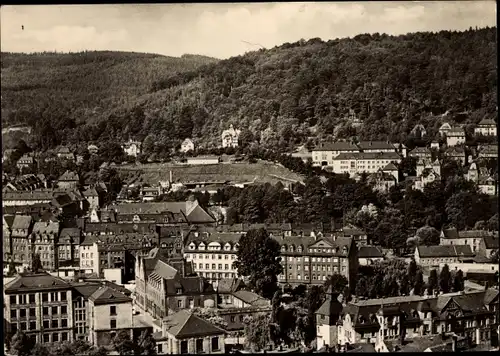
(115, 161), (304, 186)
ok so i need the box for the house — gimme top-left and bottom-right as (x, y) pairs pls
(414, 245), (475, 267)
(79, 237), (100, 275)
(438, 122), (452, 136)
(10, 215), (34, 268)
(444, 146), (467, 165)
(88, 285), (151, 349)
(312, 141), (360, 167)
(221, 125), (241, 148)
(180, 138), (195, 153)
(316, 286), (344, 350)
(341, 226), (369, 246)
(57, 170), (80, 189)
(31, 220), (60, 271)
(477, 144), (498, 159)
(413, 166), (441, 192)
(446, 127), (466, 147)
(474, 117), (497, 136)
(83, 187), (100, 211)
(393, 143), (408, 158)
(478, 176), (497, 196)
(56, 146), (75, 161)
(186, 156), (221, 165)
(337, 288), (499, 348)
(331, 152), (402, 177)
(439, 228), (498, 254)
(477, 235), (499, 259)
(367, 170), (397, 194)
(16, 154), (35, 171)
(408, 147), (432, 161)
(135, 249), (216, 319)
(87, 144), (99, 155)
(430, 141), (440, 149)
(121, 139), (142, 157)
(57, 227), (82, 265)
(358, 246), (385, 265)
(154, 310), (226, 354)
(416, 158), (440, 177)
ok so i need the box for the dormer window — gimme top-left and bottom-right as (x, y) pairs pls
(189, 243), (196, 250)
(176, 288), (182, 294)
(281, 246), (287, 252)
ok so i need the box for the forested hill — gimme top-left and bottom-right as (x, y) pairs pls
(1, 28), (497, 153)
(1, 51), (218, 142)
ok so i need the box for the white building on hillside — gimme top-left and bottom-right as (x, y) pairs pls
(180, 138), (195, 153)
(122, 139), (142, 157)
(331, 152), (402, 177)
(221, 125), (241, 148)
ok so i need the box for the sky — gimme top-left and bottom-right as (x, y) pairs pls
(0, 2), (496, 59)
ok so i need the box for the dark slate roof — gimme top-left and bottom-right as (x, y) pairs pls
(357, 141), (396, 150)
(162, 310), (225, 338)
(478, 118), (496, 126)
(4, 215), (16, 229)
(89, 286), (132, 305)
(59, 228), (81, 243)
(165, 277), (214, 296)
(358, 246), (384, 258)
(383, 162), (398, 171)
(217, 278), (244, 294)
(346, 343), (377, 353)
(316, 287), (343, 318)
(4, 272), (71, 293)
(110, 202), (186, 215)
(83, 187), (99, 197)
(3, 191), (53, 201)
(417, 245), (474, 258)
(71, 282), (102, 298)
(334, 152), (401, 161)
(312, 141), (359, 152)
(482, 235), (499, 249)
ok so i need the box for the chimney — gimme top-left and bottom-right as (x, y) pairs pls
(452, 336), (457, 352)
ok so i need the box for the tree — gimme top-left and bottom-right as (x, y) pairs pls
(413, 270), (425, 296)
(233, 228), (283, 299)
(439, 264), (452, 294)
(136, 330), (157, 355)
(31, 253), (43, 272)
(414, 226), (440, 246)
(10, 331), (35, 356)
(7, 259), (17, 276)
(113, 330), (137, 355)
(452, 270), (464, 292)
(324, 273), (348, 295)
(244, 314), (272, 351)
(427, 269), (438, 295)
(407, 259), (418, 285)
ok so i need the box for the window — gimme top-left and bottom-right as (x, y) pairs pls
(50, 292), (58, 302)
(212, 264), (216, 269)
(30, 321), (36, 330)
(177, 300), (183, 308)
(231, 316), (235, 322)
(43, 307), (49, 316)
(29, 308), (36, 317)
(42, 293), (49, 302)
(43, 320), (50, 329)
(110, 306), (117, 316)
(29, 294), (35, 304)
(61, 319), (68, 328)
(11, 309), (17, 318)
(196, 339), (204, 353)
(52, 306), (58, 315)
(180, 340), (188, 354)
(199, 263), (203, 269)
(176, 288), (182, 294)
(205, 264), (209, 269)
(224, 255), (228, 259)
(53, 333), (59, 342)
(60, 292), (67, 301)
(20, 309), (26, 318)
(43, 334), (50, 343)
(110, 319), (117, 329)
(51, 320), (59, 328)
(158, 344), (163, 354)
(61, 306), (67, 315)
(10, 296), (16, 305)
(62, 332), (68, 341)
(211, 337), (220, 351)
(225, 264), (229, 270)
(218, 264), (222, 269)
(19, 294), (27, 304)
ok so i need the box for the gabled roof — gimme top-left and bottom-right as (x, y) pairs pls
(357, 141), (396, 150)
(12, 215), (32, 230)
(32, 220), (60, 234)
(416, 245), (474, 258)
(482, 235), (499, 249)
(89, 286), (132, 305)
(59, 170), (79, 182)
(312, 141), (359, 152)
(83, 187), (99, 197)
(316, 287), (343, 318)
(477, 117), (496, 126)
(4, 272), (71, 293)
(233, 290), (270, 307)
(4, 215), (16, 229)
(217, 278), (244, 294)
(358, 246), (384, 258)
(163, 310), (225, 338)
(382, 162), (398, 171)
(151, 260), (179, 280)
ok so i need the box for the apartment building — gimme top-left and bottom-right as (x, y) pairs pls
(184, 232), (241, 287)
(312, 142), (360, 167)
(4, 272), (75, 344)
(332, 152), (402, 177)
(439, 228), (498, 254)
(446, 127), (466, 147)
(334, 289), (499, 348)
(31, 220), (60, 271)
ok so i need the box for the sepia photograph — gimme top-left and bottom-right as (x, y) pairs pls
(1, 2), (498, 354)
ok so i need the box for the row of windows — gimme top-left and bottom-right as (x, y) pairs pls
(288, 264), (338, 272)
(200, 272), (236, 279)
(279, 274), (328, 281)
(11, 305), (68, 318)
(187, 254), (236, 260)
(11, 318), (69, 331)
(284, 255), (342, 262)
(197, 263), (234, 270)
